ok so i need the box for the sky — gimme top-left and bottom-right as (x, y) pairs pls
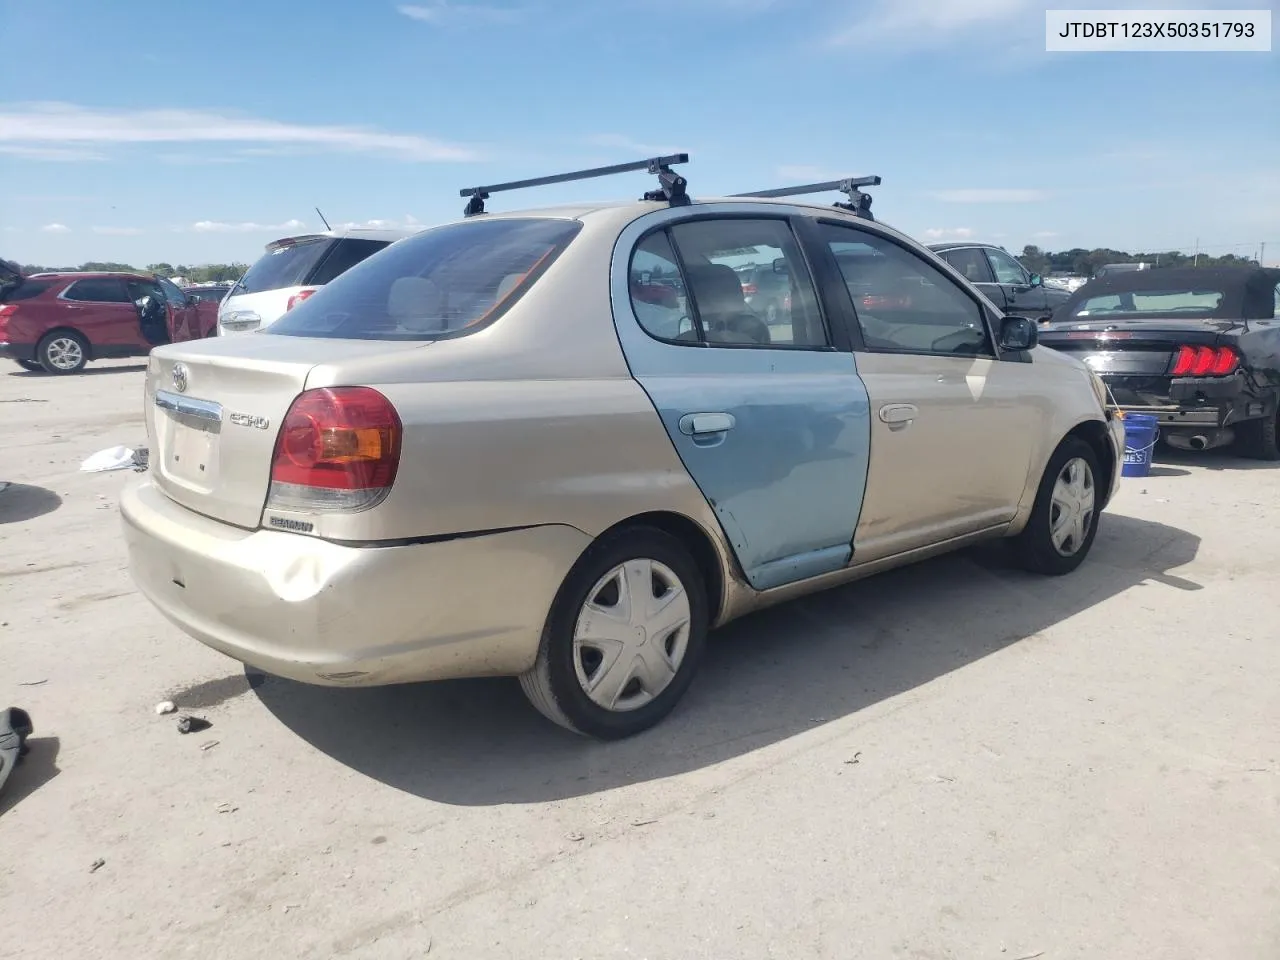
(1, 0), (1277, 268)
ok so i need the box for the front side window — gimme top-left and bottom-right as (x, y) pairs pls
(270, 218), (582, 341)
(940, 248), (994, 284)
(822, 225), (994, 357)
(63, 277), (130, 303)
(157, 277), (188, 306)
(986, 248), (1029, 285)
(627, 218), (829, 348)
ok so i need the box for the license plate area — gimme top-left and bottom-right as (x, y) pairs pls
(155, 390), (222, 491)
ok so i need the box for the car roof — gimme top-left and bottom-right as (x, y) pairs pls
(34, 271), (153, 281)
(1062, 265), (1280, 319)
(265, 226), (421, 249)
(927, 242), (999, 252)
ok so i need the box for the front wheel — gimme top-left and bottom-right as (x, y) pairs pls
(36, 331), (88, 375)
(519, 526), (709, 739)
(1011, 436), (1101, 575)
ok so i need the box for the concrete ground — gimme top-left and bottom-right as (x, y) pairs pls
(1, 358), (1277, 960)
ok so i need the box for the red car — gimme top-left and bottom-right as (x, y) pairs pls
(0, 262), (217, 374)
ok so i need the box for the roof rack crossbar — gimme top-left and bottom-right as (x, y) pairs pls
(459, 154), (690, 216)
(732, 175), (882, 221)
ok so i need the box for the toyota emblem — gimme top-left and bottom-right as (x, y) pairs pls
(172, 362), (189, 393)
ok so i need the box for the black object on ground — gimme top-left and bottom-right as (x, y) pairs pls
(176, 716), (212, 735)
(0, 707), (34, 796)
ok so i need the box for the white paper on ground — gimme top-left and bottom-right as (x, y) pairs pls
(80, 445), (136, 473)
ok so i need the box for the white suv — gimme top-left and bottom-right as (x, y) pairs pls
(217, 227), (418, 336)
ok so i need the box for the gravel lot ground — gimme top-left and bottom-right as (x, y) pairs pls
(2, 358), (1278, 960)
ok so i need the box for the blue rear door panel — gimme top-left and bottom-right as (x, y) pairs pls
(610, 206), (871, 592)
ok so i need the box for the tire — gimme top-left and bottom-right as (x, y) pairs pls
(36, 331), (88, 375)
(519, 526), (709, 740)
(1011, 436), (1102, 576)
(13, 360), (42, 372)
(1234, 412), (1280, 461)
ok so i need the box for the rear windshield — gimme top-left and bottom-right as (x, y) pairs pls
(1072, 289), (1225, 317)
(234, 238), (334, 295)
(0, 279), (55, 302)
(310, 238), (393, 285)
(269, 218), (582, 341)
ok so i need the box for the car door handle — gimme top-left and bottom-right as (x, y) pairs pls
(879, 404), (918, 424)
(679, 412), (736, 436)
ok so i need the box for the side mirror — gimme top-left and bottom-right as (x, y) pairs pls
(1029, 273), (1043, 287)
(999, 315), (1038, 351)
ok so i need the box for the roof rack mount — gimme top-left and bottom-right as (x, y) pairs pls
(459, 154), (691, 217)
(732, 175), (881, 221)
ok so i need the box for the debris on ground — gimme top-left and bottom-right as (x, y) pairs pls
(154, 700), (176, 715)
(177, 716), (212, 734)
(17, 679), (48, 687)
(216, 801), (238, 814)
(630, 818), (657, 827)
(89, 859), (106, 874)
(133, 447), (149, 472)
(80, 446), (138, 473)
(200, 740), (220, 752)
(843, 752), (863, 765)
(565, 831), (585, 842)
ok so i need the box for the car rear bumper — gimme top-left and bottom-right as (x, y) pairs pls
(0, 341), (37, 362)
(120, 478), (591, 686)
(1103, 374), (1272, 434)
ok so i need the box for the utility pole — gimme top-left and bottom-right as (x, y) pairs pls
(1261, 242), (1267, 267)
(1193, 237), (1200, 267)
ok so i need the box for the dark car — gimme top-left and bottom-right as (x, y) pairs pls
(182, 284), (232, 305)
(0, 266), (215, 374)
(929, 243), (1071, 321)
(1038, 266), (1280, 458)
(735, 262), (791, 324)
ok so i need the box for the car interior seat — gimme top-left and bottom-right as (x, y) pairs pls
(684, 263), (771, 345)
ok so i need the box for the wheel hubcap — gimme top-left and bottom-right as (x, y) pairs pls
(1050, 457), (1095, 556)
(573, 558), (691, 712)
(47, 338), (82, 370)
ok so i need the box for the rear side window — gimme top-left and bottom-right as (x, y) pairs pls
(63, 278), (130, 303)
(0, 279), (55, 302)
(235, 238), (333, 295)
(269, 218), (582, 341)
(941, 248), (994, 284)
(309, 238), (392, 285)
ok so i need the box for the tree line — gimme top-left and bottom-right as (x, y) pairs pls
(1018, 246), (1259, 277)
(17, 261), (248, 283)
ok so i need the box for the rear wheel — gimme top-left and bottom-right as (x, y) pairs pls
(1234, 412), (1280, 461)
(36, 331), (88, 375)
(13, 360), (42, 372)
(1011, 436), (1101, 576)
(519, 526), (708, 740)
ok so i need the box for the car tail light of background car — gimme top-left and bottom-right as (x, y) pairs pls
(286, 288), (318, 311)
(740, 281), (758, 295)
(1170, 345), (1239, 377)
(267, 387), (402, 513)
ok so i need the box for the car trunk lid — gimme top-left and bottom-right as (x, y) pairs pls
(1039, 317), (1245, 405)
(145, 336), (424, 529)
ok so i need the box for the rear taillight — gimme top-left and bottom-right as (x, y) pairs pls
(1170, 345), (1239, 377)
(267, 387), (402, 513)
(286, 288), (317, 311)
(0, 304), (14, 335)
(741, 282), (758, 295)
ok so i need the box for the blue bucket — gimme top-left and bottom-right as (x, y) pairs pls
(1121, 414), (1160, 478)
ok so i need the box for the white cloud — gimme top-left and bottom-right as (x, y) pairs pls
(829, 0), (1030, 46)
(396, 2), (522, 24)
(1032, 230), (1059, 239)
(92, 226), (144, 236)
(584, 133), (682, 157)
(190, 218), (307, 234)
(0, 102), (478, 163)
(932, 189), (1047, 203)
(334, 215), (425, 231)
(0, 144), (107, 161)
(40, 223), (71, 234)
(922, 227), (975, 240)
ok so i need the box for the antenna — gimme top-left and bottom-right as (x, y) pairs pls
(315, 207), (332, 231)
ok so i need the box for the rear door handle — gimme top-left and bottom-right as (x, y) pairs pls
(679, 412), (736, 436)
(879, 403), (918, 424)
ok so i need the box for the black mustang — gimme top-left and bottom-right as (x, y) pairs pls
(1038, 266), (1280, 459)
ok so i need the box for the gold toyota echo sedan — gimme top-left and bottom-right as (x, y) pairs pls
(121, 161), (1124, 739)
